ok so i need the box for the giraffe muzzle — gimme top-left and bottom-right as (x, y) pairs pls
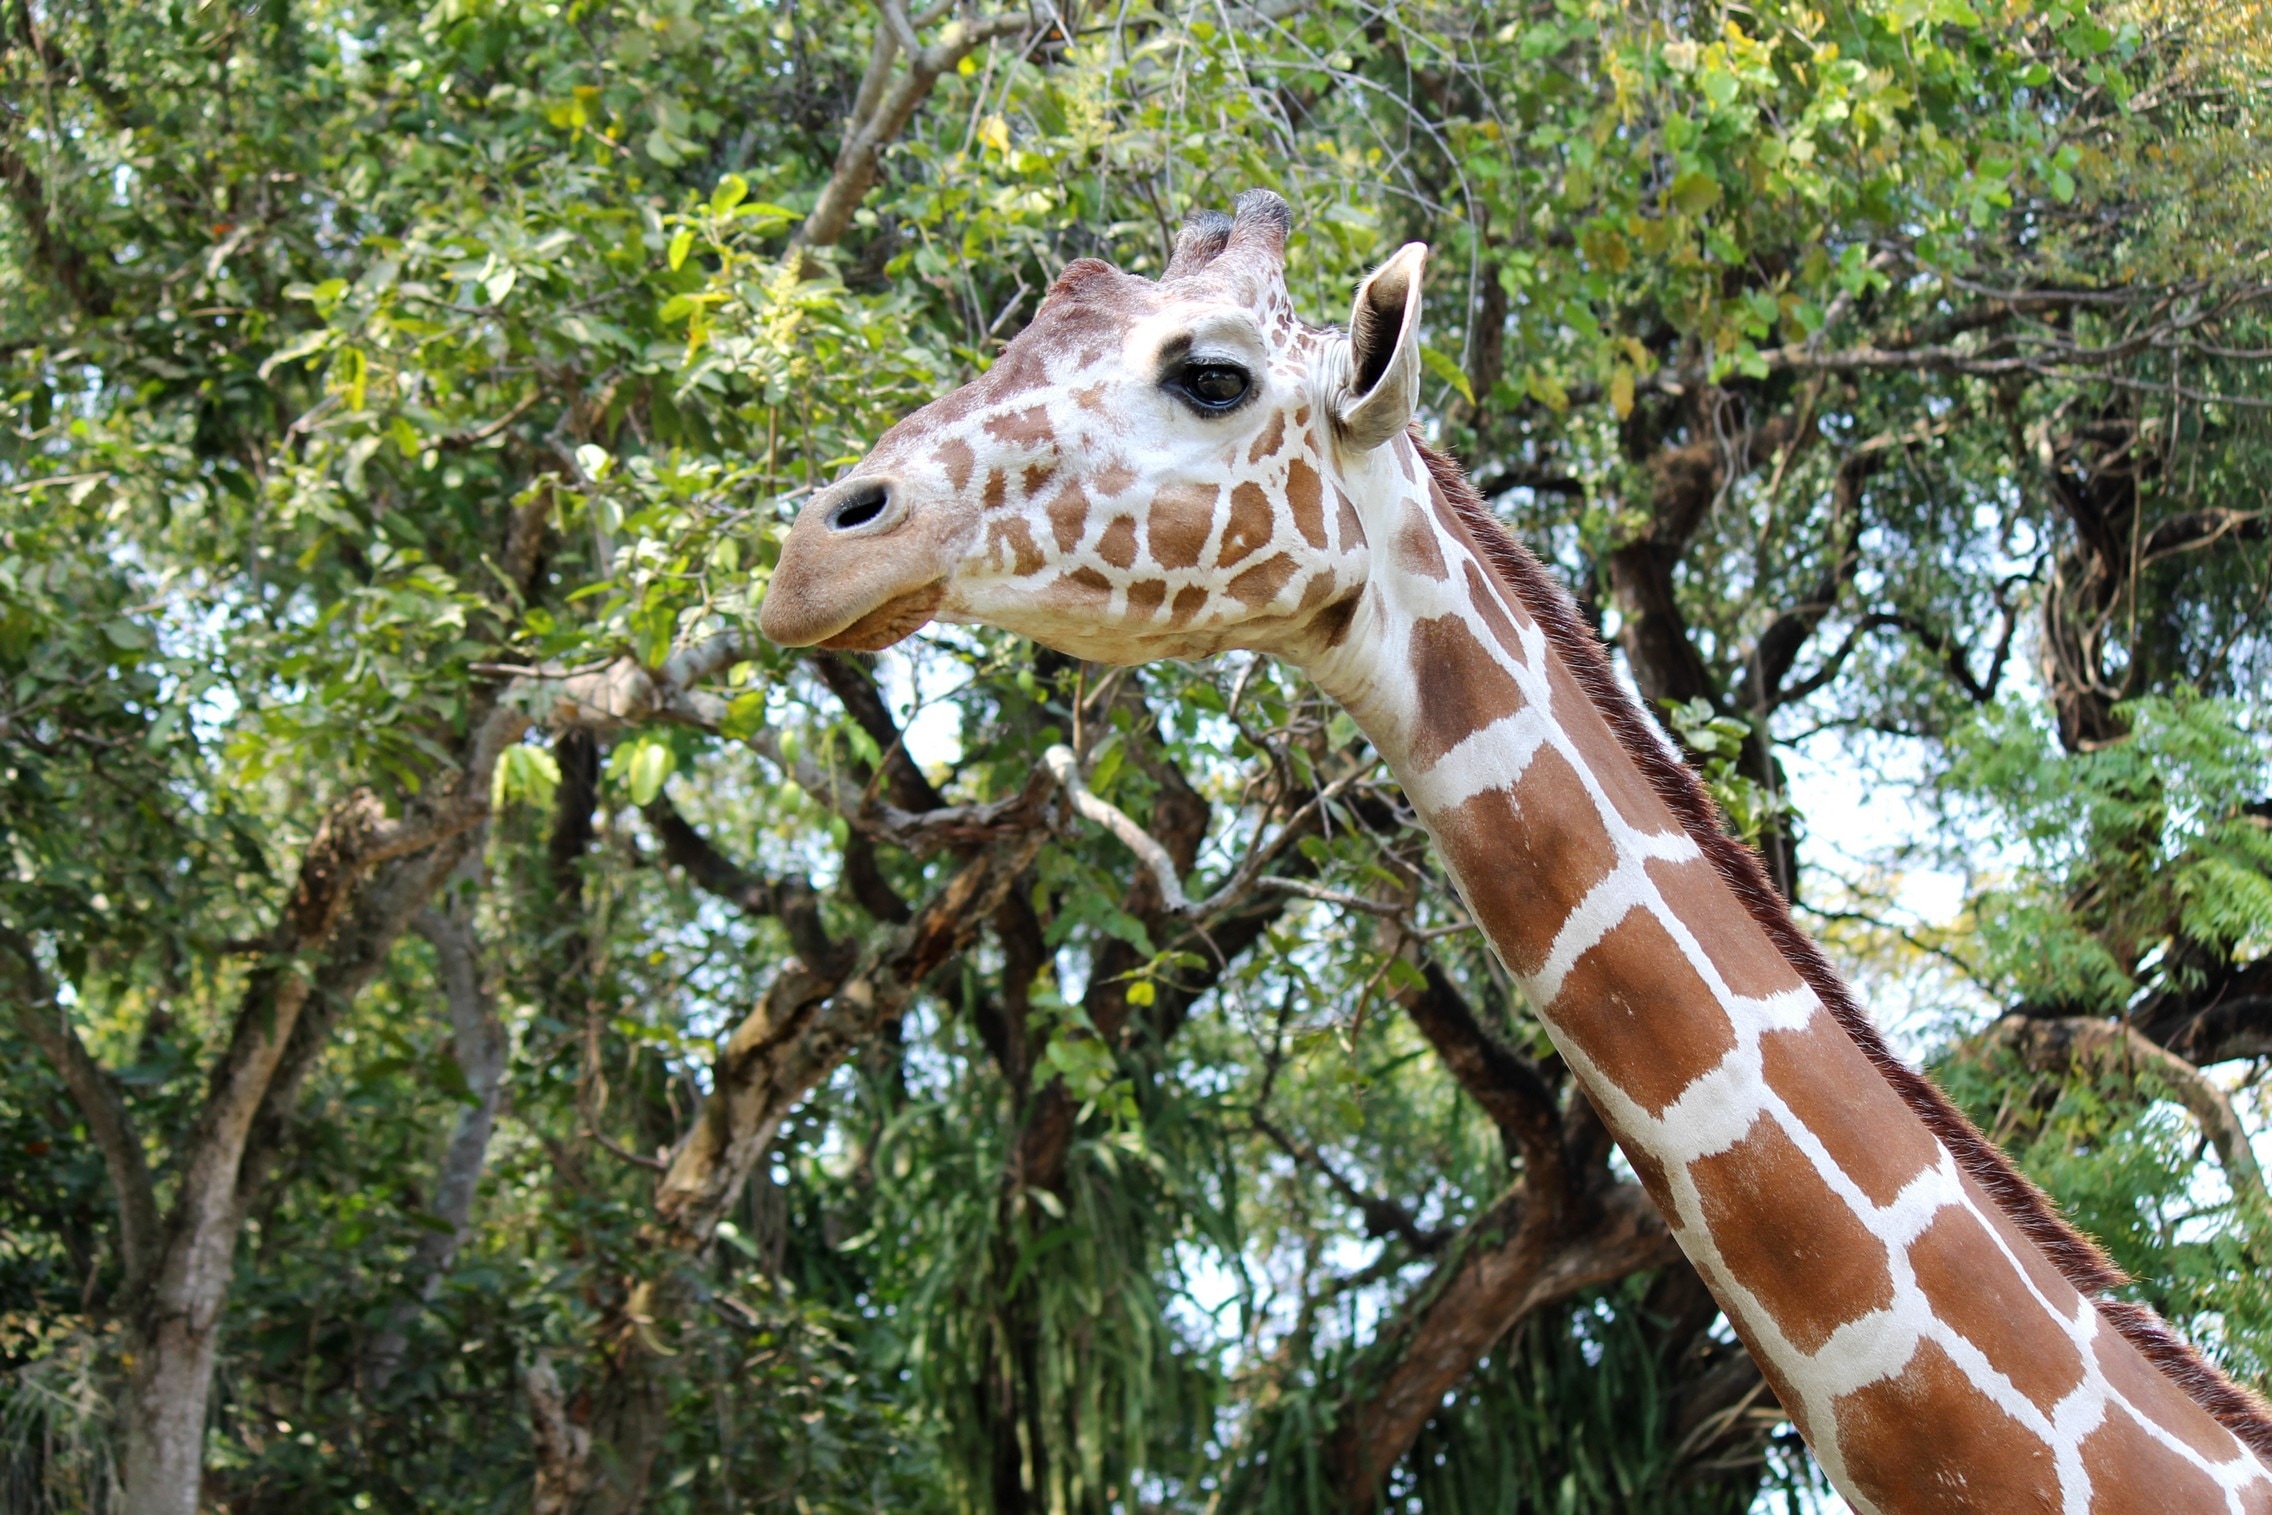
(760, 473), (952, 651)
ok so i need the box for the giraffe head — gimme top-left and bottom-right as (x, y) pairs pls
(758, 191), (1427, 667)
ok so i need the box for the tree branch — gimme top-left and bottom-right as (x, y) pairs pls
(0, 132), (112, 319)
(1253, 1112), (1449, 1254)
(793, 3), (1041, 253)
(1397, 962), (1561, 1176)
(643, 792), (849, 974)
(1984, 1014), (2266, 1200)
(1326, 1179), (1680, 1510)
(649, 763), (1059, 1249)
(1, 925), (160, 1289)
(364, 893), (514, 1395)
(811, 649), (948, 813)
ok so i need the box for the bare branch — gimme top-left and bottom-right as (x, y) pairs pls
(811, 650), (948, 813)
(526, 1351), (593, 1515)
(1253, 1112), (1448, 1254)
(1328, 1180), (1680, 1509)
(1046, 742), (1194, 911)
(1397, 963), (1561, 1175)
(0, 133), (113, 319)
(643, 792), (849, 973)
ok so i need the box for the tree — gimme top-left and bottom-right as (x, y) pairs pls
(1, 0), (2264, 1511)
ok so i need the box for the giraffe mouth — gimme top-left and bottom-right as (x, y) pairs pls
(816, 581), (948, 652)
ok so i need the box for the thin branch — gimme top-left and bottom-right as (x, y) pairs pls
(1252, 1111), (1448, 1253)
(794, 3), (1042, 253)
(1046, 742), (1194, 911)
(0, 926), (160, 1288)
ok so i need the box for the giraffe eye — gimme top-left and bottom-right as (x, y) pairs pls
(1170, 363), (1251, 413)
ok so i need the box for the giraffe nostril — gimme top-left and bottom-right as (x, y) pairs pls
(826, 482), (891, 532)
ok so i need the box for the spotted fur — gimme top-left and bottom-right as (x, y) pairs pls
(760, 192), (2272, 1513)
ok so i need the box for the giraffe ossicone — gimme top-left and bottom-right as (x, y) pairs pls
(759, 190), (2272, 1514)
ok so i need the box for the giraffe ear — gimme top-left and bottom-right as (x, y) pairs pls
(1335, 242), (1428, 452)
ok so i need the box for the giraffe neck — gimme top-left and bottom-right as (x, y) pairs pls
(1300, 435), (2272, 1515)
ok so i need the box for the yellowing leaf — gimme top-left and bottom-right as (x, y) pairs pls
(978, 114), (1011, 154)
(667, 226), (694, 271)
(1610, 364), (1636, 419)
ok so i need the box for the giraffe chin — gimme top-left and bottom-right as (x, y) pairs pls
(816, 582), (947, 652)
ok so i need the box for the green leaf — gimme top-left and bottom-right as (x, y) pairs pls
(626, 738), (676, 807)
(667, 226), (695, 271)
(1667, 169), (1722, 215)
(720, 690), (768, 743)
(257, 328), (333, 379)
(1421, 345), (1477, 406)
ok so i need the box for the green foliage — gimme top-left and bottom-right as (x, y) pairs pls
(1, 0), (2266, 1511)
(1400, 1291), (1817, 1515)
(1665, 698), (1799, 853)
(1944, 694), (2272, 1012)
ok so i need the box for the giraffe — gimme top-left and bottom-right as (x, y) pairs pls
(757, 190), (2272, 1513)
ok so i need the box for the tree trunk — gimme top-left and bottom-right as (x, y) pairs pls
(119, 1312), (222, 1515)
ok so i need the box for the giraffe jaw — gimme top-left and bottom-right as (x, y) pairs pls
(812, 581), (948, 652)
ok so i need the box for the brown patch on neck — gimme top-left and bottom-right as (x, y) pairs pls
(1226, 552), (1299, 608)
(1395, 503), (1448, 580)
(1404, 612), (1522, 768)
(1148, 483), (1216, 569)
(1834, 1341), (2061, 1511)
(1046, 481), (1090, 553)
(1554, 909), (1743, 1118)
(1096, 515), (1138, 570)
(1286, 457), (1327, 548)
(1906, 1205), (2086, 1414)
(1334, 486), (1366, 551)
(2082, 1409), (2232, 1510)
(1691, 1114), (1895, 1353)
(985, 404), (1053, 449)
(1410, 441), (2272, 1463)
(986, 516), (1045, 576)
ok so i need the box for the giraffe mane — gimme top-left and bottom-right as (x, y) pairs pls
(1415, 438), (2272, 1460)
